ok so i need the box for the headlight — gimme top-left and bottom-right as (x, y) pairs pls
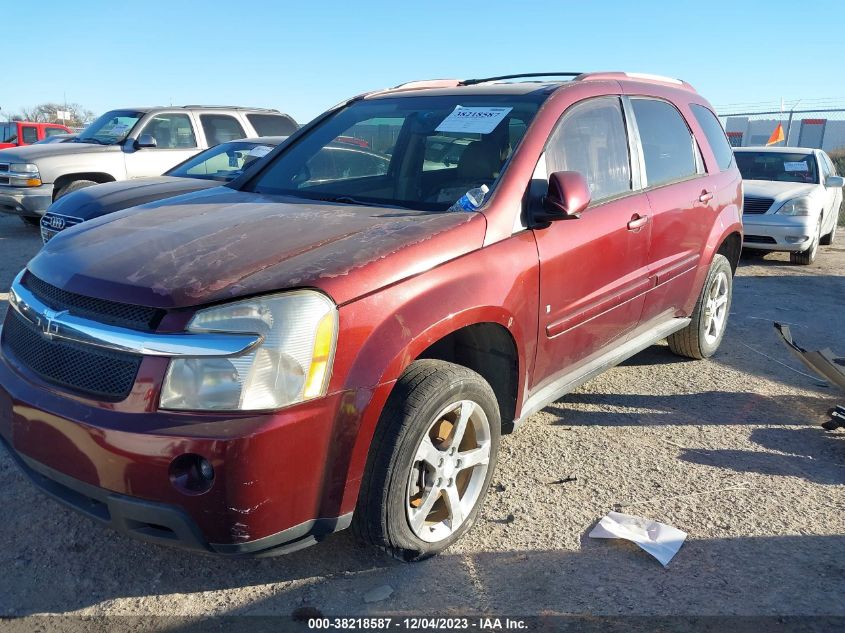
(160, 291), (337, 411)
(7, 163), (41, 187)
(775, 196), (813, 216)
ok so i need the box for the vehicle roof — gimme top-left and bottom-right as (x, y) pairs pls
(112, 106), (284, 114)
(734, 146), (818, 154)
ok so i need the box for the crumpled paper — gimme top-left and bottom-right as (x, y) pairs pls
(588, 511), (687, 567)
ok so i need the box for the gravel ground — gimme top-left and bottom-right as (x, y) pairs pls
(0, 214), (843, 622)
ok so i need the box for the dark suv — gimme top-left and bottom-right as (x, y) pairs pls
(0, 72), (742, 560)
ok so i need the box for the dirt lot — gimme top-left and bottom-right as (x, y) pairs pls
(0, 214), (843, 623)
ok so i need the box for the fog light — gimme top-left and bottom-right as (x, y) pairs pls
(169, 453), (215, 495)
(785, 235), (809, 244)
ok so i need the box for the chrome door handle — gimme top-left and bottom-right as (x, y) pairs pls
(699, 191), (714, 203)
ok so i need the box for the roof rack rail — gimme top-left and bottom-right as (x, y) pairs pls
(180, 105), (281, 112)
(392, 79), (462, 90)
(460, 72), (583, 86)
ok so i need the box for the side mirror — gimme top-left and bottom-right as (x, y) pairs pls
(532, 171), (591, 226)
(825, 175), (844, 188)
(134, 134), (157, 149)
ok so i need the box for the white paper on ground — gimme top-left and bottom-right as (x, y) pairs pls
(588, 511), (687, 567)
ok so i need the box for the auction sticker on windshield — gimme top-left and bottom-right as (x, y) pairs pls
(436, 106), (513, 134)
(249, 145), (274, 158)
(784, 161), (809, 172)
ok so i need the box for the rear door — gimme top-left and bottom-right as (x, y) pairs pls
(124, 112), (202, 178)
(531, 96), (652, 391)
(630, 97), (714, 325)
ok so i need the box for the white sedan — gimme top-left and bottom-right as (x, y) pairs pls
(735, 147), (843, 264)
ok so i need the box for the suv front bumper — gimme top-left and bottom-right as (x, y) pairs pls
(0, 184), (54, 218)
(0, 347), (357, 556)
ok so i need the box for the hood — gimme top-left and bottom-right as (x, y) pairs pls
(47, 177), (221, 221)
(28, 187), (485, 309)
(743, 180), (819, 202)
(0, 142), (117, 162)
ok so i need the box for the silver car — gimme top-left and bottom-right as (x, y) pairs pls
(0, 105), (298, 226)
(736, 146), (844, 264)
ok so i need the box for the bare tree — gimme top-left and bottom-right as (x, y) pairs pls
(15, 102), (96, 127)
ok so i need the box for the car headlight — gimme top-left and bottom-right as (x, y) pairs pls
(775, 196), (813, 216)
(160, 291), (337, 411)
(7, 163), (41, 187)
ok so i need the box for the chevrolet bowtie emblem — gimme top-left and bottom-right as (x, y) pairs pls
(35, 308), (68, 340)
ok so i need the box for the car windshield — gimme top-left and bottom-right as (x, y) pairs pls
(735, 151), (819, 184)
(167, 140), (277, 181)
(76, 110), (144, 145)
(245, 93), (545, 211)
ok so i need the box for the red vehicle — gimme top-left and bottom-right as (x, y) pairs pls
(0, 72), (742, 560)
(0, 121), (72, 149)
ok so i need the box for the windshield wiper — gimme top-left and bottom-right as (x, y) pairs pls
(76, 137), (108, 145)
(312, 195), (411, 210)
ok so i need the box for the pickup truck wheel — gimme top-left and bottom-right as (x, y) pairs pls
(790, 216), (821, 265)
(667, 253), (732, 360)
(55, 179), (98, 200)
(353, 360), (500, 561)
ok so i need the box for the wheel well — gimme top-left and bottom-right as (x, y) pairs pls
(717, 231), (742, 274)
(417, 323), (519, 434)
(53, 173), (116, 199)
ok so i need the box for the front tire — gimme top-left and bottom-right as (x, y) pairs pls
(19, 216), (40, 227)
(55, 179), (98, 200)
(790, 216), (821, 265)
(353, 360), (501, 561)
(668, 253), (733, 360)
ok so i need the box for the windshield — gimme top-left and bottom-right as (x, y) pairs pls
(76, 110), (144, 145)
(167, 141), (277, 181)
(735, 151), (819, 184)
(246, 94), (545, 211)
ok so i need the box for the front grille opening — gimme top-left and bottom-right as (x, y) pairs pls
(743, 195), (775, 215)
(744, 235), (778, 244)
(2, 309), (141, 401)
(22, 272), (165, 331)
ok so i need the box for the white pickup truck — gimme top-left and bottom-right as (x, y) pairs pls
(0, 105), (297, 226)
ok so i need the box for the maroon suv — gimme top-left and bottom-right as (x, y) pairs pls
(0, 72), (742, 560)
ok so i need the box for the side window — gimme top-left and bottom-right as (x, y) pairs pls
(22, 126), (38, 144)
(0, 123), (15, 143)
(824, 153), (838, 176)
(44, 127), (67, 138)
(690, 104), (734, 171)
(819, 154), (830, 179)
(631, 98), (697, 187)
(200, 114), (246, 146)
(141, 113), (197, 149)
(246, 113), (299, 136)
(546, 97), (632, 203)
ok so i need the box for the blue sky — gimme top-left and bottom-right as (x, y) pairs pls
(3, 0), (843, 123)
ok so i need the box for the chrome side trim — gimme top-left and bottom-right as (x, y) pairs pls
(515, 317), (692, 427)
(7, 272), (261, 358)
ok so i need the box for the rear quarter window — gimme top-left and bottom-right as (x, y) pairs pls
(690, 104), (734, 171)
(247, 114), (299, 136)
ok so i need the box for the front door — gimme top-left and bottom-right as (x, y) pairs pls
(124, 112), (201, 179)
(531, 96), (652, 394)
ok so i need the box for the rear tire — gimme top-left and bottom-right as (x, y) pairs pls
(790, 216), (821, 265)
(353, 360), (500, 561)
(55, 179), (98, 200)
(667, 254), (733, 360)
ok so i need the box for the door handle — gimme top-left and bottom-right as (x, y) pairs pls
(627, 214), (649, 231)
(699, 191), (714, 203)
